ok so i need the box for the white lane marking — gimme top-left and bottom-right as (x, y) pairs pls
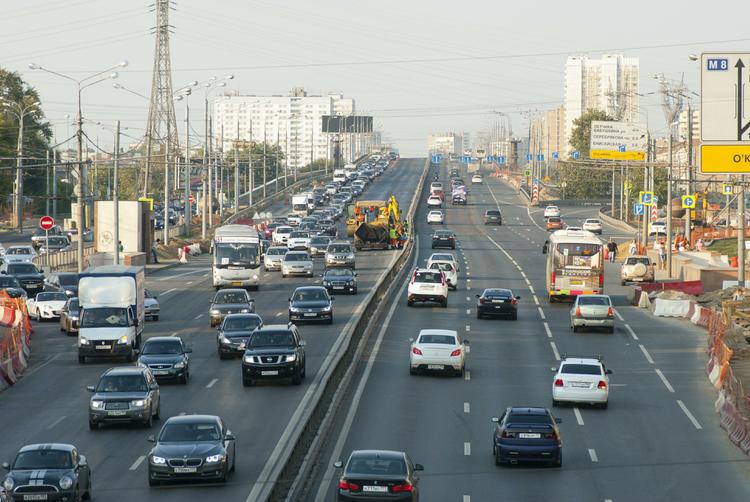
(463, 496), (471, 502)
(465, 325), (470, 332)
(550, 341), (560, 361)
(23, 354), (61, 378)
(639, 344), (654, 364)
(194, 314), (203, 320)
(543, 322), (552, 338)
(624, 324), (639, 341)
(520, 271), (527, 278)
(466, 309), (471, 315)
(529, 285), (536, 295)
(186, 281), (193, 285)
(129, 455), (146, 471)
(465, 370), (471, 381)
(614, 310), (624, 321)
(677, 400), (703, 430)
(466, 296), (470, 301)
(533, 295), (540, 305)
(605, 499), (613, 502)
(464, 442), (471, 456)
(275, 312), (282, 317)
(155, 269), (204, 281)
(467, 286), (471, 291)
(206, 378), (218, 389)
(537, 307), (546, 320)
(464, 402), (471, 414)
(573, 407), (584, 426)
(467, 279), (471, 283)
(655, 369), (675, 393)
(161, 287), (177, 296)
(46, 416), (66, 430)
(588, 448), (599, 462)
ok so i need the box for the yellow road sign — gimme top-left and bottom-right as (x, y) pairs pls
(639, 191), (654, 206)
(722, 183), (734, 195)
(700, 144), (750, 173)
(681, 194), (697, 209)
(590, 150), (646, 161)
(138, 197), (154, 210)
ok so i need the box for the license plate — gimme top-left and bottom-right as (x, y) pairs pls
(304, 313), (317, 317)
(23, 495), (48, 501)
(427, 364), (444, 370)
(492, 299), (505, 303)
(633, 277), (643, 281)
(95, 345), (112, 350)
(173, 467), (197, 473)
(261, 370), (279, 376)
(572, 382), (590, 388)
(333, 286), (345, 290)
(518, 433), (540, 439)
(107, 410), (127, 416)
(153, 370), (169, 375)
(570, 280), (583, 286)
(232, 281), (242, 286)
(363, 486), (388, 493)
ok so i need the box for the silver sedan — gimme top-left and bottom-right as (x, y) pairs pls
(281, 251), (314, 278)
(570, 294), (615, 333)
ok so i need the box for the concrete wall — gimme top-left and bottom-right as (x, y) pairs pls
(95, 201), (146, 255)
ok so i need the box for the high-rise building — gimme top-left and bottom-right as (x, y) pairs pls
(531, 107), (566, 162)
(427, 132), (463, 155)
(462, 131), (472, 153)
(213, 88), (356, 169)
(564, 54), (640, 153)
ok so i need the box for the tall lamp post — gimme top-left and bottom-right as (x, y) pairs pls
(0, 98), (40, 231)
(30, 61), (127, 272)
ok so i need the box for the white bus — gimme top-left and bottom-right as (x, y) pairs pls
(544, 230), (604, 301)
(212, 224), (261, 290)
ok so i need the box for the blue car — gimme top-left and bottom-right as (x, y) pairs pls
(492, 407), (562, 467)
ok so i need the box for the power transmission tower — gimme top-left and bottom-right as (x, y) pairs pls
(144, 0), (179, 197)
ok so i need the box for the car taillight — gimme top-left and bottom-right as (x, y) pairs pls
(550, 271), (556, 286)
(391, 482), (414, 493)
(450, 348), (461, 357)
(412, 347), (423, 355)
(599, 273), (604, 288)
(554, 378), (564, 387)
(598, 380), (607, 389)
(441, 273), (446, 286)
(607, 307), (614, 317)
(575, 307), (582, 317)
(544, 431), (558, 440)
(410, 272), (416, 285)
(511, 298), (517, 305)
(448, 236), (454, 240)
(339, 479), (360, 490)
(501, 430), (516, 438)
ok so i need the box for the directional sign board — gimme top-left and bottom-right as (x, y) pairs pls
(526, 154), (533, 161)
(639, 191), (654, 206)
(590, 121), (648, 161)
(536, 154), (545, 162)
(552, 152), (559, 160)
(431, 154), (443, 164)
(681, 195), (696, 209)
(571, 151), (580, 160)
(633, 203), (645, 216)
(486, 155), (494, 162)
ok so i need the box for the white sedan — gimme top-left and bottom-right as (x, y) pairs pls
(287, 231), (311, 250)
(26, 292), (68, 321)
(582, 218), (603, 234)
(272, 226), (293, 246)
(552, 356), (611, 408)
(471, 174), (483, 184)
(409, 329), (466, 376)
(428, 261), (458, 291)
(543, 205), (560, 218)
(3, 245), (37, 264)
(427, 210), (444, 224)
(427, 195), (443, 208)
(427, 252), (459, 273)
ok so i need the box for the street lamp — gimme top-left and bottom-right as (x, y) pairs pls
(29, 61), (127, 272)
(174, 81), (198, 237)
(0, 97), (41, 231)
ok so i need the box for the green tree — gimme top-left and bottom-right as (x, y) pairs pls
(0, 68), (52, 215)
(569, 108), (614, 158)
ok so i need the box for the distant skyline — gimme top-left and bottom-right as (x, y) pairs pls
(3, 0), (749, 156)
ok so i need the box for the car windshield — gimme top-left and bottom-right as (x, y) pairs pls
(548, 217), (561, 223)
(326, 269), (353, 278)
(586, 220), (601, 224)
(429, 211), (442, 216)
(415, 271), (442, 283)
(626, 257), (650, 265)
(506, 413), (552, 424)
(141, 340), (183, 355)
(311, 237), (330, 245)
(47, 237), (68, 246)
(13, 450), (72, 469)
(577, 296), (610, 306)
(223, 316), (262, 331)
(546, 207), (559, 211)
(67, 299), (80, 311)
(6, 247), (32, 255)
(58, 275), (78, 286)
(37, 292), (67, 302)
(485, 290), (511, 298)
(418, 334), (456, 344)
(277, 227), (292, 234)
(0, 277), (21, 287)
(214, 291), (247, 304)
(96, 374), (148, 392)
(431, 254), (453, 261)
(435, 231), (453, 237)
(293, 289), (328, 301)
(7, 264), (39, 274)
(430, 262), (454, 272)
(267, 248), (287, 256)
(346, 456), (406, 476)
(285, 253), (310, 262)
(249, 330), (294, 348)
(328, 245), (351, 253)
(159, 423), (221, 442)
(561, 363), (602, 375)
(81, 307), (129, 328)
(290, 232), (309, 238)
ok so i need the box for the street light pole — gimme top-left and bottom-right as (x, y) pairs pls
(184, 99), (191, 237)
(114, 120), (120, 265)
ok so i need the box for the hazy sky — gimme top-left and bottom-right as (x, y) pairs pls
(3, 0), (749, 156)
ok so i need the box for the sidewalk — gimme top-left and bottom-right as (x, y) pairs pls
(145, 258), (181, 275)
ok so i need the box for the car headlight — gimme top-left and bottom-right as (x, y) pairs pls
(150, 455), (166, 465)
(322, 305), (332, 312)
(285, 354), (297, 362)
(219, 335), (231, 344)
(210, 309), (220, 315)
(347, 281), (354, 286)
(289, 306), (300, 312)
(90, 400), (105, 409)
(59, 476), (74, 490)
(323, 281), (331, 286)
(79, 337), (90, 345)
(346, 254), (355, 259)
(243, 355), (254, 364)
(240, 308), (250, 313)
(252, 274), (258, 280)
(3, 477), (14, 491)
(117, 335), (129, 345)
(205, 454), (225, 463)
(174, 361), (185, 369)
(136, 361), (146, 368)
(130, 399), (146, 407)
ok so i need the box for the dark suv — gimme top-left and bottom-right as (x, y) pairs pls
(241, 324), (306, 386)
(87, 366), (161, 429)
(484, 209), (502, 225)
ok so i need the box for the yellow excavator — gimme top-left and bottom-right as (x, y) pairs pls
(346, 196), (403, 250)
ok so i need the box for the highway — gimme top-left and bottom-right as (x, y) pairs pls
(310, 162), (750, 502)
(0, 158), (424, 501)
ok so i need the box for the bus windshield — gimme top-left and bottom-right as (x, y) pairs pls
(214, 243), (259, 268)
(554, 243), (602, 270)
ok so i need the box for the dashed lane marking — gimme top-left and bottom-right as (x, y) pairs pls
(677, 400), (703, 430)
(465, 325), (470, 332)
(533, 295), (540, 305)
(129, 456), (146, 471)
(537, 307), (546, 320)
(655, 369), (675, 393)
(574, 407), (584, 426)
(543, 322), (552, 338)
(194, 314), (203, 320)
(155, 269), (204, 281)
(464, 442), (471, 456)
(639, 344), (654, 364)
(624, 324), (639, 341)
(47, 416), (66, 430)
(186, 281), (193, 285)
(465, 370), (471, 381)
(464, 402), (470, 414)
(550, 341), (560, 361)
(206, 378), (218, 389)
(614, 310), (624, 321)
(275, 312), (282, 317)
(466, 309), (471, 315)
(161, 287), (177, 296)
(588, 449), (598, 462)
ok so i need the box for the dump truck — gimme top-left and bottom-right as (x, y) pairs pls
(346, 196), (403, 250)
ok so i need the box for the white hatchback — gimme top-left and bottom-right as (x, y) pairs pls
(552, 356), (611, 408)
(407, 268), (448, 307)
(582, 218), (603, 234)
(427, 195), (443, 208)
(409, 329), (466, 376)
(543, 205), (560, 218)
(471, 174), (483, 184)
(272, 226), (293, 246)
(428, 261), (458, 291)
(427, 210), (444, 224)
(427, 253), (459, 273)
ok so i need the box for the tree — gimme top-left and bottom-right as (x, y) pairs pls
(569, 109), (613, 159)
(0, 68), (52, 216)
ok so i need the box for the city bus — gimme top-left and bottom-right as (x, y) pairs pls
(544, 230), (604, 302)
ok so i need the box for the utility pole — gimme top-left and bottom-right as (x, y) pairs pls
(234, 119), (240, 215)
(184, 98), (190, 236)
(685, 103), (694, 245)
(163, 121), (170, 245)
(45, 150), (50, 217)
(202, 98), (208, 239)
(52, 150), (58, 219)
(208, 115), (213, 228)
(114, 120), (120, 265)
(642, 136), (650, 247)
(76, 93), (85, 272)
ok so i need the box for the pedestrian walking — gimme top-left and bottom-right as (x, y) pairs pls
(389, 226), (398, 249)
(606, 239), (618, 263)
(628, 239), (637, 256)
(151, 239), (160, 264)
(655, 240), (667, 270)
(118, 241), (124, 253)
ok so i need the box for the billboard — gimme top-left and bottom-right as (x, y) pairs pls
(322, 116), (373, 133)
(589, 121), (648, 161)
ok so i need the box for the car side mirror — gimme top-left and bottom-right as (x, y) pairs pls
(86, 385), (95, 392)
(299, 340), (307, 347)
(606, 369), (613, 375)
(1, 271), (5, 275)
(226, 433), (235, 441)
(149, 384), (159, 390)
(516, 296), (521, 300)
(542, 247), (547, 254)
(78, 455), (87, 466)
(288, 297), (292, 302)
(185, 348), (193, 354)
(555, 417), (563, 424)
(330, 297), (335, 301)
(333, 461), (343, 469)
(414, 463), (424, 471)
(491, 417), (500, 423)
(354, 272), (358, 277)
(147, 435), (155, 443)
(1, 462), (9, 470)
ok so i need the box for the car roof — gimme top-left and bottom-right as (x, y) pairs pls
(103, 366), (148, 376)
(561, 357), (602, 365)
(18, 443), (75, 453)
(215, 288), (248, 294)
(286, 250), (309, 255)
(483, 288), (512, 295)
(508, 407), (550, 415)
(349, 450), (406, 461)
(418, 329), (457, 336)
(294, 286), (327, 292)
(163, 414), (220, 425)
(143, 336), (182, 343)
(257, 324), (295, 332)
(576, 294), (610, 300)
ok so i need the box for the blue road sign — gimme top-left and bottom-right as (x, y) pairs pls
(497, 155), (506, 164)
(618, 145), (626, 152)
(707, 58), (729, 71)
(431, 154), (442, 164)
(486, 155), (494, 162)
(572, 151), (580, 160)
(460, 155), (471, 163)
(552, 152), (559, 160)
(633, 203), (645, 216)
(536, 154), (545, 162)
(526, 154), (533, 161)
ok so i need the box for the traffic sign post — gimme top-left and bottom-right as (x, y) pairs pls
(571, 151), (580, 160)
(639, 191), (654, 206)
(633, 203), (644, 216)
(681, 195), (696, 209)
(39, 216), (54, 268)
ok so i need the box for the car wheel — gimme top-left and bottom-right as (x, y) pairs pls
(456, 366), (464, 378)
(88, 420), (97, 430)
(153, 315), (159, 321)
(442, 299), (448, 308)
(555, 453), (563, 468)
(144, 411), (153, 428)
(409, 367), (417, 375)
(282, 273), (287, 278)
(572, 325), (579, 333)
(148, 474), (160, 487)
(327, 316), (333, 325)
(511, 312), (518, 321)
(621, 280), (626, 286)
(600, 401), (609, 409)
(35, 309), (41, 322)
(291, 368), (302, 385)
(495, 452), (502, 466)
(180, 372), (189, 384)
(552, 399), (560, 407)
(609, 326), (615, 334)
(218, 465), (228, 483)
(83, 477), (91, 500)
(78, 355), (86, 364)
(407, 299), (414, 307)
(301, 364), (306, 378)
(477, 311), (483, 319)
(218, 350), (227, 360)
(242, 377), (253, 387)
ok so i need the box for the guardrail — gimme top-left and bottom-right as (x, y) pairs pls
(32, 245), (96, 271)
(251, 158), (429, 501)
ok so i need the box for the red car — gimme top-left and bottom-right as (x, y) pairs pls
(546, 217), (564, 231)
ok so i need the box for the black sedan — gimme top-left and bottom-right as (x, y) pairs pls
(476, 288), (520, 320)
(137, 337), (192, 383)
(1, 443), (91, 501)
(491, 407), (562, 467)
(217, 313), (264, 359)
(334, 449), (423, 501)
(147, 414), (235, 486)
(321, 268), (358, 294)
(288, 286), (334, 324)
(431, 230), (456, 249)
(44, 272), (79, 297)
(209, 289), (254, 327)
(1, 263), (45, 295)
